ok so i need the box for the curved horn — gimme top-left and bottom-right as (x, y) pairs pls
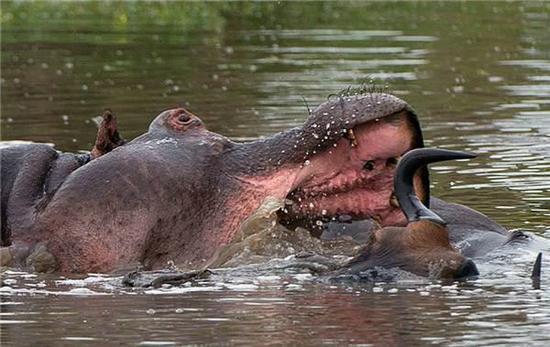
(394, 148), (476, 225)
(532, 252), (542, 279)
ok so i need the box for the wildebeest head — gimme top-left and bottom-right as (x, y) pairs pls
(341, 148), (479, 279)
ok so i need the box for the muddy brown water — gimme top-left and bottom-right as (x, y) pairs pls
(1, 2), (549, 346)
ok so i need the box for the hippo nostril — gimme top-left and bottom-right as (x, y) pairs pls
(363, 160), (375, 171)
(454, 259), (479, 279)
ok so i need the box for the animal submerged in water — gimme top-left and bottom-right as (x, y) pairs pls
(0, 93), (543, 278)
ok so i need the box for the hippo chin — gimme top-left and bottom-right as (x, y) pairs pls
(2, 93), (431, 273)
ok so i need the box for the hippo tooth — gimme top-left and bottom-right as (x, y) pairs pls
(390, 193), (400, 208)
(346, 129), (358, 147)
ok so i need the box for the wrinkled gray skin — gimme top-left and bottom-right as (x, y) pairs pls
(1, 144), (91, 247)
(2, 93), (423, 274)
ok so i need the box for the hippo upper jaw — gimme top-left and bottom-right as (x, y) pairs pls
(228, 93), (428, 231)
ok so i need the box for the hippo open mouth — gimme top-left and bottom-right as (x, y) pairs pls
(272, 94), (428, 230)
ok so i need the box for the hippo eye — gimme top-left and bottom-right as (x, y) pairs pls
(363, 160), (375, 171)
(178, 114), (192, 123)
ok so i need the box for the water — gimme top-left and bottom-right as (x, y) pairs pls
(1, 2), (550, 345)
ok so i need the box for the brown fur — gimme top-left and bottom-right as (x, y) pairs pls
(348, 220), (470, 278)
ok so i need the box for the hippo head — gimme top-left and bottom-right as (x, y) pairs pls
(340, 149), (479, 279)
(226, 93), (429, 231)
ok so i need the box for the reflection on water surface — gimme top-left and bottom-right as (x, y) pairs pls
(1, 2), (549, 346)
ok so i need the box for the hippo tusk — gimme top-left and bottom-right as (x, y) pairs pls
(394, 148), (476, 225)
